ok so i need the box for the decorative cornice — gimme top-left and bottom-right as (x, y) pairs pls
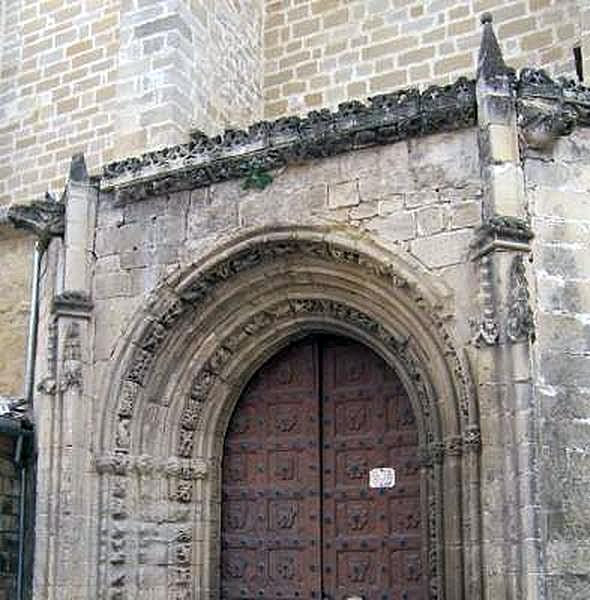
(100, 77), (477, 202)
(1, 197), (65, 244)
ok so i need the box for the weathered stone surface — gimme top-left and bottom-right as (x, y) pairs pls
(410, 229), (473, 268)
(0, 231), (34, 396)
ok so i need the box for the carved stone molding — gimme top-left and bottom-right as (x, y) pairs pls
(52, 291), (93, 318)
(175, 297), (430, 461)
(101, 78), (476, 202)
(471, 254), (500, 348)
(112, 238), (474, 458)
(95, 453), (208, 479)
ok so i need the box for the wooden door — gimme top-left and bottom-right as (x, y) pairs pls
(221, 337), (426, 600)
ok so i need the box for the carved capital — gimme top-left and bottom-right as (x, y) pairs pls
(4, 199), (65, 243)
(473, 216), (533, 258)
(52, 291), (93, 318)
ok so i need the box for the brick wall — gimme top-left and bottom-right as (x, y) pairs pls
(0, 231), (33, 396)
(264, 0), (583, 118)
(0, 0), (264, 205)
(0, 0), (121, 204)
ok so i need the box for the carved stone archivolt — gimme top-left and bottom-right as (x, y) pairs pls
(97, 227), (481, 600)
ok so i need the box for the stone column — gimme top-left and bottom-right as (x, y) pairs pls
(474, 15), (542, 600)
(33, 154), (98, 599)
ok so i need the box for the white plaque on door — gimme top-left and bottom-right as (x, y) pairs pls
(369, 467), (396, 489)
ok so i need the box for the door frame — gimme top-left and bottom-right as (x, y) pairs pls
(95, 228), (482, 600)
(219, 334), (430, 599)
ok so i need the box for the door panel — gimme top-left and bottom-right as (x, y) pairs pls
(221, 340), (322, 600)
(321, 339), (425, 600)
(221, 337), (427, 600)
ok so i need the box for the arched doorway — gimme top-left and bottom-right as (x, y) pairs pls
(221, 336), (426, 600)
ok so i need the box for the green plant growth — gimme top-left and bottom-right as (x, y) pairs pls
(242, 168), (273, 191)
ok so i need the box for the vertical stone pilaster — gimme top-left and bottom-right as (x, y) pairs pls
(475, 15), (543, 600)
(33, 154), (98, 599)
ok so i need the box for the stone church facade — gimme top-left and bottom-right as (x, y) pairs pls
(1, 3), (590, 600)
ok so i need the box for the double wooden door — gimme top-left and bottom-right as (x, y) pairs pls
(221, 337), (426, 600)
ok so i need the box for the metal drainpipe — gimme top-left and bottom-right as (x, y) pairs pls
(15, 240), (44, 600)
(23, 241), (43, 406)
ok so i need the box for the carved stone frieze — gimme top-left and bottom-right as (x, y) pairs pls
(517, 98), (577, 150)
(101, 78), (476, 201)
(473, 216), (534, 259)
(95, 453), (208, 479)
(116, 239), (414, 426)
(471, 253), (500, 348)
(111, 237), (474, 462)
(506, 255), (535, 343)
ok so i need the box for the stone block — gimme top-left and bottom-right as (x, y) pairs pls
(416, 205), (446, 236)
(540, 353), (590, 388)
(188, 188), (238, 237)
(410, 229), (472, 268)
(328, 180), (359, 208)
(531, 188), (590, 222)
(484, 124), (520, 163)
(482, 163), (525, 218)
(349, 200), (378, 220)
(94, 271), (133, 300)
(135, 14), (192, 41)
(539, 244), (590, 280)
(450, 201), (481, 228)
(378, 195), (404, 215)
(537, 277), (590, 315)
(366, 212), (415, 242)
(535, 313), (590, 355)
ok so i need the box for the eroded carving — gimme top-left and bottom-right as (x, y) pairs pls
(4, 198), (65, 243)
(506, 255), (534, 343)
(60, 321), (83, 391)
(102, 79), (476, 202)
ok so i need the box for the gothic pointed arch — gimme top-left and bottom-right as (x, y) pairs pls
(95, 225), (482, 600)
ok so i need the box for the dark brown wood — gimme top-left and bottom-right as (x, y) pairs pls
(221, 337), (426, 600)
(221, 340), (322, 600)
(320, 338), (426, 600)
